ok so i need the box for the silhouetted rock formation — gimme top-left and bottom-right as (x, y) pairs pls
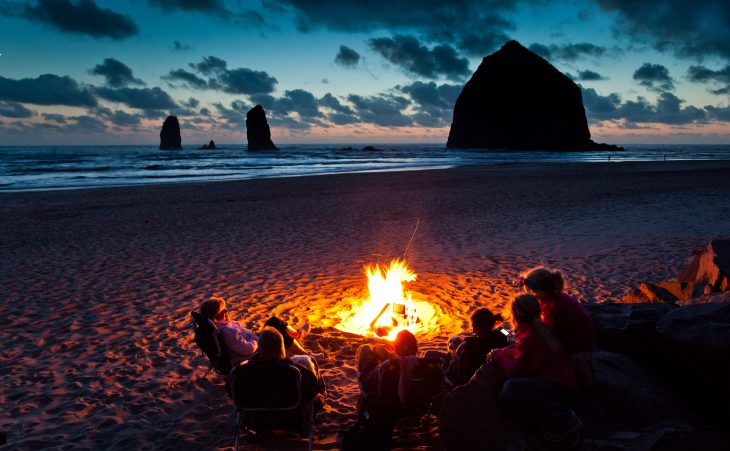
(447, 40), (622, 151)
(362, 146), (382, 151)
(199, 140), (217, 150)
(159, 116), (182, 150)
(246, 105), (277, 151)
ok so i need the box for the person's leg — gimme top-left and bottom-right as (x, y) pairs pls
(291, 354), (318, 377)
(263, 316), (295, 349)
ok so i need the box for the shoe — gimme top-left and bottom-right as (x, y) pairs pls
(541, 411), (582, 446)
(297, 323), (310, 341)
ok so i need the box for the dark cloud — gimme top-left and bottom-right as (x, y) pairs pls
(581, 86), (706, 125)
(66, 114), (107, 132)
(276, 89), (323, 117)
(705, 105), (730, 121)
(189, 55), (228, 75)
(148, 0), (229, 16)
(93, 106), (142, 127)
(687, 65), (730, 95)
(334, 45), (360, 68)
(273, 0), (516, 56)
(0, 101), (34, 118)
(369, 35), (469, 80)
(41, 113), (66, 123)
(17, 0), (138, 39)
(213, 102), (246, 129)
(183, 97), (199, 108)
(0, 73), (97, 106)
(595, 0), (730, 60)
(347, 93), (412, 127)
(163, 68), (209, 89)
(399, 81), (460, 127)
(90, 58), (144, 87)
(172, 40), (194, 51)
(528, 42), (608, 61)
(319, 93), (358, 124)
(633, 63), (675, 92)
(94, 86), (178, 110)
(574, 69), (606, 81)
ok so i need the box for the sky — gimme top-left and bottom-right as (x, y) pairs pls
(1, 0), (730, 145)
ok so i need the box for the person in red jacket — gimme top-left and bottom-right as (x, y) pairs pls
(492, 294), (582, 446)
(522, 267), (595, 388)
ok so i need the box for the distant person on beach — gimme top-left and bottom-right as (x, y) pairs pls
(521, 267), (595, 388)
(198, 297), (310, 365)
(492, 294), (582, 446)
(251, 327), (324, 403)
(447, 308), (510, 385)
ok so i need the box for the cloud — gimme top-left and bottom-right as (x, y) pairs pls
(319, 93), (359, 124)
(148, 0), (229, 16)
(574, 69), (606, 81)
(172, 40), (194, 51)
(705, 105), (730, 121)
(93, 106), (142, 127)
(398, 80), (460, 126)
(369, 35), (470, 80)
(0, 101), (34, 118)
(581, 86), (706, 125)
(0, 73), (97, 106)
(41, 113), (66, 123)
(182, 97), (199, 108)
(594, 0), (730, 60)
(15, 0), (138, 39)
(273, 0), (516, 56)
(163, 68), (209, 89)
(347, 93), (413, 127)
(89, 58), (145, 87)
(94, 86), (178, 110)
(528, 42), (608, 61)
(334, 45), (360, 68)
(687, 64), (730, 95)
(633, 63), (675, 92)
(189, 55), (227, 75)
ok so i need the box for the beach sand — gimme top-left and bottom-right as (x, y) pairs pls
(2, 161), (729, 449)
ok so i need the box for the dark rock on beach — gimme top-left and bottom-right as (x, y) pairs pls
(362, 146), (382, 151)
(199, 140), (217, 150)
(447, 40), (622, 151)
(159, 116), (182, 150)
(246, 105), (277, 151)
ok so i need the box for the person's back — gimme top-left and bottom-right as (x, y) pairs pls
(456, 330), (510, 384)
(541, 292), (594, 355)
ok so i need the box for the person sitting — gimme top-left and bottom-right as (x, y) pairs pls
(492, 294), (582, 446)
(521, 267), (595, 388)
(446, 308), (510, 385)
(253, 327), (324, 403)
(198, 297), (309, 366)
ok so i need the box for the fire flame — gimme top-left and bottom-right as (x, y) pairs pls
(337, 259), (434, 341)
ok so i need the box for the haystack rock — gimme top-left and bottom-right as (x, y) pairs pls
(199, 140), (217, 150)
(447, 40), (622, 151)
(159, 116), (182, 150)
(246, 105), (277, 151)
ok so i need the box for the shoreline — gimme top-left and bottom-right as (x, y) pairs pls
(2, 160), (730, 448)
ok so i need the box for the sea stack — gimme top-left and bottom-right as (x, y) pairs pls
(447, 40), (621, 151)
(246, 105), (277, 151)
(159, 116), (182, 150)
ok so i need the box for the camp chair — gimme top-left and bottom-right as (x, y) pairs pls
(190, 311), (232, 378)
(230, 360), (318, 451)
(356, 357), (444, 448)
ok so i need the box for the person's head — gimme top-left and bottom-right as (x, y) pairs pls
(522, 267), (565, 299)
(394, 330), (418, 357)
(471, 308), (503, 336)
(258, 327), (286, 361)
(510, 294), (561, 352)
(199, 297), (228, 321)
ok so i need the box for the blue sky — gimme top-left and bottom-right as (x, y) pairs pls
(1, 0), (729, 144)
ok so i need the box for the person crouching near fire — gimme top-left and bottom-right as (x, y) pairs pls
(491, 294), (582, 446)
(521, 267), (595, 389)
(199, 297), (310, 366)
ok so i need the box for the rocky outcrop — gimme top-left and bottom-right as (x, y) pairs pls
(623, 240), (730, 303)
(159, 116), (182, 150)
(199, 140), (217, 150)
(447, 40), (622, 151)
(246, 105), (277, 151)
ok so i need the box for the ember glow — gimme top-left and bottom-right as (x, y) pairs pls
(336, 259), (436, 340)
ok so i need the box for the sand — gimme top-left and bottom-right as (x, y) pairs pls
(1, 160), (729, 449)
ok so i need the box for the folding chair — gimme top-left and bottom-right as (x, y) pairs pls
(190, 311), (232, 378)
(229, 360), (317, 451)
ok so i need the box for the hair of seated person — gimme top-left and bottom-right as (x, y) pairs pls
(199, 297), (226, 320)
(394, 330), (418, 356)
(259, 327), (287, 361)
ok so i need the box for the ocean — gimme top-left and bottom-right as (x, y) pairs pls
(1, 144), (729, 191)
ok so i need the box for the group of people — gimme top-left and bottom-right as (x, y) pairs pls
(197, 265), (594, 448)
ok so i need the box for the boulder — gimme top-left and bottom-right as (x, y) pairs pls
(159, 116), (182, 150)
(246, 105), (277, 151)
(677, 240), (730, 294)
(199, 140), (217, 150)
(447, 40), (622, 151)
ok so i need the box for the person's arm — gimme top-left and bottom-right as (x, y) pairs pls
(220, 323), (257, 357)
(286, 338), (308, 356)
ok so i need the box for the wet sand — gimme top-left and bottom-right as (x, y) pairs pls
(1, 160), (729, 449)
